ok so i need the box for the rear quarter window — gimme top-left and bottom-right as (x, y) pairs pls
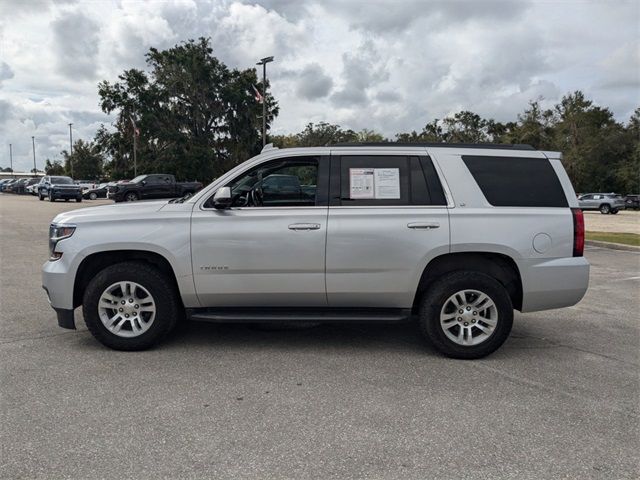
(462, 155), (568, 208)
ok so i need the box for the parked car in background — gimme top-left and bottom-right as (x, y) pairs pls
(37, 176), (83, 202)
(624, 194), (639, 210)
(0, 179), (16, 192)
(12, 178), (40, 195)
(43, 143), (589, 359)
(2, 179), (21, 193)
(83, 183), (110, 200)
(107, 174), (203, 202)
(577, 193), (626, 214)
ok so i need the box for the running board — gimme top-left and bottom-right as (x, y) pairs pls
(187, 308), (412, 323)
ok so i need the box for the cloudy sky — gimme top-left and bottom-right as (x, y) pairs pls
(0, 0), (638, 172)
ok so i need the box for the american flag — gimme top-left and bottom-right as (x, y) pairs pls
(130, 116), (140, 137)
(252, 84), (264, 103)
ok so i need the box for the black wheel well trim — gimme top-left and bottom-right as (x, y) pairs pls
(73, 250), (182, 309)
(412, 252), (523, 313)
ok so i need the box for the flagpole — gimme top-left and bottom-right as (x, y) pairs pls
(256, 56), (274, 147)
(133, 128), (137, 177)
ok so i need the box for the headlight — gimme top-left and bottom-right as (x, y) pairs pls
(49, 224), (76, 261)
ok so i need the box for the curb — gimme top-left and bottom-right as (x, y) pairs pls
(585, 240), (640, 252)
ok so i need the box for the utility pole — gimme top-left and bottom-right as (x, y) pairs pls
(31, 136), (37, 175)
(68, 123), (74, 178)
(9, 143), (12, 175)
(256, 56), (274, 147)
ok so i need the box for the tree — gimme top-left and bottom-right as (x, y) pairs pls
(1, 167), (13, 172)
(44, 159), (65, 175)
(97, 37), (277, 182)
(271, 122), (360, 147)
(61, 139), (104, 180)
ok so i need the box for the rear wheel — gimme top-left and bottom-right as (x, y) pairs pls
(418, 271), (513, 359)
(76, 196), (82, 203)
(38, 192), (44, 201)
(124, 192), (138, 202)
(599, 204), (611, 214)
(82, 262), (180, 350)
(611, 209), (619, 214)
(48, 192), (54, 202)
(89, 192), (97, 200)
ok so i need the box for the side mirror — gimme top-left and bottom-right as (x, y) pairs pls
(213, 186), (232, 209)
(141, 180), (146, 186)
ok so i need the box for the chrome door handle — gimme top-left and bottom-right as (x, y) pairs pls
(407, 222), (440, 230)
(288, 223), (321, 231)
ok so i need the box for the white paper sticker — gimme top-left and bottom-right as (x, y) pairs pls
(374, 168), (400, 199)
(349, 168), (375, 199)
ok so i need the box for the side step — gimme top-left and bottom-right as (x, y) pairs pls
(187, 307), (412, 323)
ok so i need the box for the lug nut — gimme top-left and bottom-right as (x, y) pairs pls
(458, 309), (463, 314)
(121, 300), (126, 305)
(471, 319), (476, 324)
(129, 298), (134, 303)
(119, 308), (123, 312)
(125, 314), (129, 318)
(473, 311), (477, 315)
(464, 322), (469, 326)
(457, 317), (463, 322)
(466, 306), (471, 311)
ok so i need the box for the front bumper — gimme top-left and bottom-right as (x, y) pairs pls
(520, 256), (590, 312)
(51, 189), (81, 199)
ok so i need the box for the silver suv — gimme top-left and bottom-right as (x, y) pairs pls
(577, 193), (626, 214)
(42, 143), (589, 358)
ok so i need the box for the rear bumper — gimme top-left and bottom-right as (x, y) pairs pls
(520, 256), (590, 312)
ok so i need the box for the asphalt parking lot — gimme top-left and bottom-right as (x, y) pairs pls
(1, 194), (638, 479)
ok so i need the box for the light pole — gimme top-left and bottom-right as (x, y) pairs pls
(256, 56), (274, 147)
(9, 143), (12, 175)
(31, 136), (37, 175)
(68, 123), (74, 178)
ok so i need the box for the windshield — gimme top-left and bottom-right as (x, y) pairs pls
(130, 175), (147, 183)
(51, 176), (73, 184)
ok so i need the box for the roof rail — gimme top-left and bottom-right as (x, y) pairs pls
(332, 142), (535, 151)
(261, 143), (278, 153)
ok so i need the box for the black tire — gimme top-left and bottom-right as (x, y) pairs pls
(82, 261), (181, 351)
(76, 196), (82, 203)
(124, 192), (138, 202)
(418, 271), (513, 359)
(48, 192), (54, 202)
(611, 209), (619, 214)
(38, 192), (44, 201)
(599, 204), (611, 214)
(89, 192), (97, 200)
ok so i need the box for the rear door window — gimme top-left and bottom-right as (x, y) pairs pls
(462, 156), (568, 207)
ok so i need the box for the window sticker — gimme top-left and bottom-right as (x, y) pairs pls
(349, 168), (375, 199)
(374, 168), (400, 199)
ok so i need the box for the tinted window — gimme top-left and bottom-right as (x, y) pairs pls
(338, 155), (446, 206)
(226, 157), (319, 207)
(51, 176), (73, 185)
(462, 156), (568, 208)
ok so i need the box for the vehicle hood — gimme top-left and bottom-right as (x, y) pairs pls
(52, 200), (172, 225)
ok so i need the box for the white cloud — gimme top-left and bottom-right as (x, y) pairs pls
(0, 0), (638, 171)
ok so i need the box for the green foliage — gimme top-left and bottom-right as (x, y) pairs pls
(61, 139), (104, 180)
(44, 159), (65, 175)
(97, 37), (277, 182)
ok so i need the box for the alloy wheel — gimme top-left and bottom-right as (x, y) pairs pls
(98, 281), (156, 338)
(439, 289), (498, 346)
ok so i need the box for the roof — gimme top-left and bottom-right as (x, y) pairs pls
(332, 142), (535, 151)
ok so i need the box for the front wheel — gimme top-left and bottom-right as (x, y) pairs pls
(124, 192), (138, 202)
(82, 262), (180, 350)
(599, 204), (611, 214)
(611, 209), (619, 214)
(38, 192), (44, 201)
(76, 196), (82, 203)
(418, 271), (513, 359)
(48, 192), (54, 202)
(89, 192), (97, 200)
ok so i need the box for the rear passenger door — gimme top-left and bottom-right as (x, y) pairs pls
(325, 151), (451, 308)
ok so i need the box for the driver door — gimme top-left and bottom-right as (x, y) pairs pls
(190, 155), (329, 307)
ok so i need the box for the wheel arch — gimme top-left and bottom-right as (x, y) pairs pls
(73, 250), (182, 309)
(412, 252), (523, 313)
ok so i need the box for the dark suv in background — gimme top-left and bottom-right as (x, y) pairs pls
(38, 176), (83, 202)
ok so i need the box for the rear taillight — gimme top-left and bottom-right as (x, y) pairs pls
(571, 208), (584, 257)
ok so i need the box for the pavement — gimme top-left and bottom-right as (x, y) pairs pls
(584, 210), (640, 235)
(1, 194), (639, 480)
